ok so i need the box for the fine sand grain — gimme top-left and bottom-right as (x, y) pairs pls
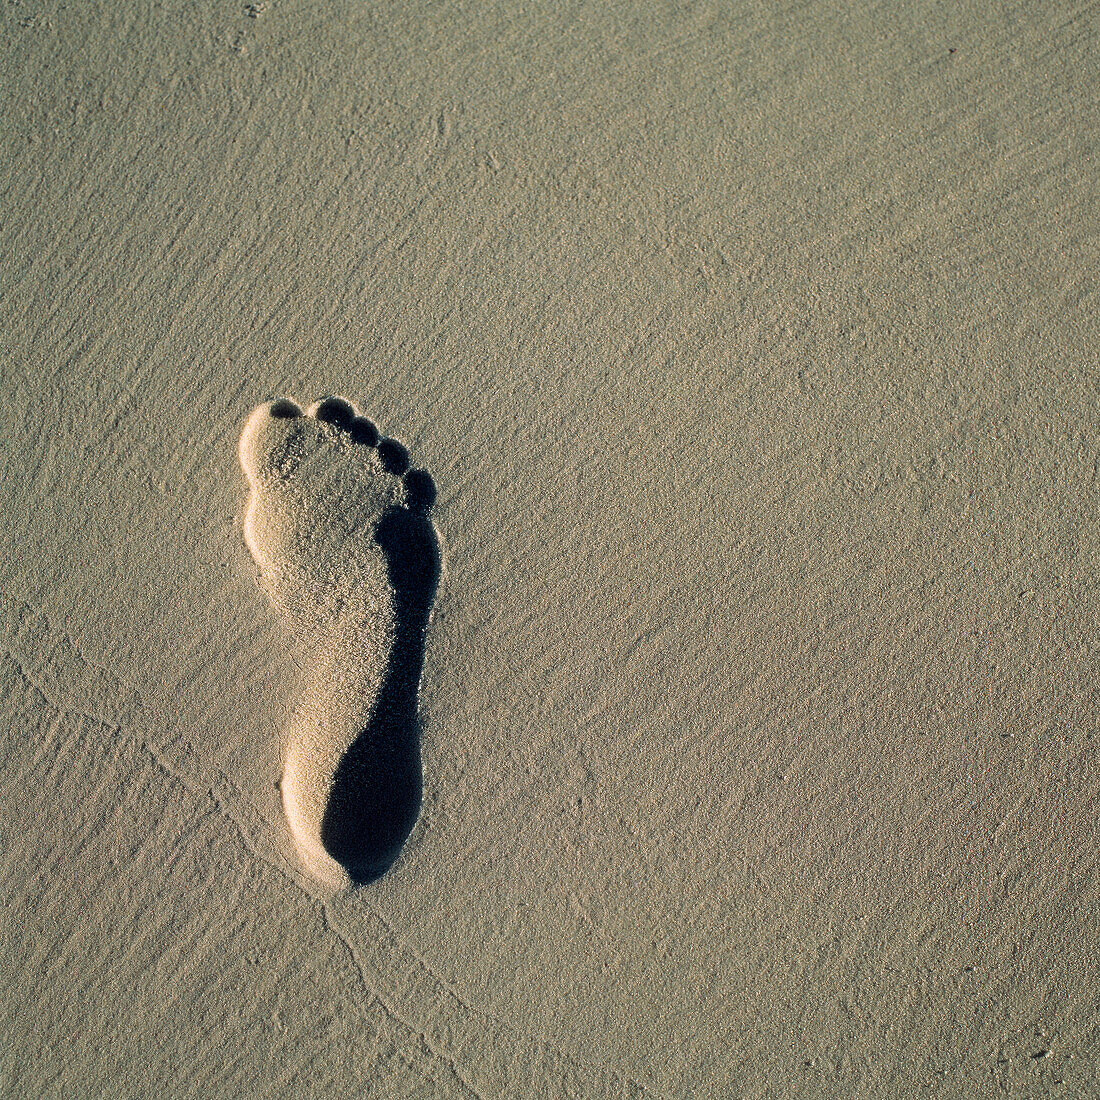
(1, 1), (1099, 1097)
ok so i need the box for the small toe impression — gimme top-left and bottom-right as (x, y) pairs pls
(312, 396), (357, 428)
(350, 417), (380, 447)
(377, 438), (410, 475)
(403, 468), (436, 511)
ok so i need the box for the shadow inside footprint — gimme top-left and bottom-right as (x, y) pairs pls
(319, 496), (441, 885)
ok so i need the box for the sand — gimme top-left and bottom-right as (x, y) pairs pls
(2, 0), (1099, 1096)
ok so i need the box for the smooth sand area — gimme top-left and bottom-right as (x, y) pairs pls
(2, 1), (1098, 1096)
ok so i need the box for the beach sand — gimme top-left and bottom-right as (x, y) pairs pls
(2, 1), (1098, 1095)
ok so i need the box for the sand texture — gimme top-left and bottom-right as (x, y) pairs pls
(2, 0), (1099, 1096)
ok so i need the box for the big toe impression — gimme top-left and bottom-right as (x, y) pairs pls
(238, 399), (305, 485)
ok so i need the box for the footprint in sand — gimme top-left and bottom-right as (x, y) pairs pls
(238, 396), (440, 886)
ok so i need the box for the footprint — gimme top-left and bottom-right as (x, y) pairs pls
(239, 396), (440, 886)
